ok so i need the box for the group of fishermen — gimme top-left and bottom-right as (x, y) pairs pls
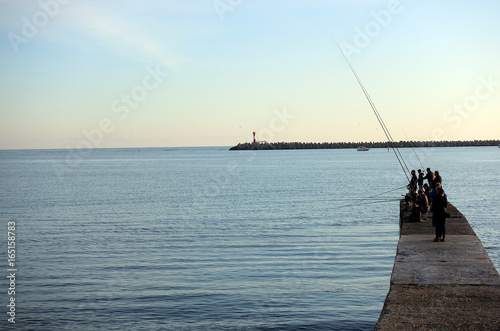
(406, 168), (449, 242)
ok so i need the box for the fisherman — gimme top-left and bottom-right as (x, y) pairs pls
(424, 168), (434, 187)
(412, 189), (429, 222)
(408, 170), (418, 193)
(417, 169), (425, 191)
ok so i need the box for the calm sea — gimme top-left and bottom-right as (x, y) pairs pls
(1, 146), (499, 330)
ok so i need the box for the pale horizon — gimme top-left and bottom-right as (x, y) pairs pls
(1, 0), (499, 150)
(2, 138), (500, 152)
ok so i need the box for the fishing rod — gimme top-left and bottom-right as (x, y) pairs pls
(402, 130), (425, 170)
(332, 38), (411, 182)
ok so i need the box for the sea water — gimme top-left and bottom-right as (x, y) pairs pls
(0, 146), (499, 330)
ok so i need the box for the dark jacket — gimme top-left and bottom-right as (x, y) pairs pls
(409, 174), (418, 191)
(432, 193), (448, 220)
(417, 194), (428, 213)
(433, 175), (442, 188)
(424, 171), (434, 186)
(417, 173), (424, 186)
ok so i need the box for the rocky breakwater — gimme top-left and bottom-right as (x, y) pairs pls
(375, 201), (500, 330)
(229, 140), (500, 150)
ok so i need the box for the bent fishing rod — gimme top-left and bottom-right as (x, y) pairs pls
(332, 38), (411, 182)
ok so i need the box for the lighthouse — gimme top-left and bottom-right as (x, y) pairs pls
(253, 132), (256, 143)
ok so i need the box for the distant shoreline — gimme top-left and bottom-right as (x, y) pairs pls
(229, 140), (500, 150)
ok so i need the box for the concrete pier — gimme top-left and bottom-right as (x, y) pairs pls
(375, 201), (500, 330)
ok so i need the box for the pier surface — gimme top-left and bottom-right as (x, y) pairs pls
(375, 201), (500, 330)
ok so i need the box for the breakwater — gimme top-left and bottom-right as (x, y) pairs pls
(375, 201), (500, 330)
(229, 140), (500, 150)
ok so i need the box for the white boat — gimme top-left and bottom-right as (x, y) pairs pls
(357, 146), (369, 151)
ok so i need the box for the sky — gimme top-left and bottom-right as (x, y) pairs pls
(0, 0), (499, 149)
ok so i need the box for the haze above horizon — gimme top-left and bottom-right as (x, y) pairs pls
(1, 0), (499, 150)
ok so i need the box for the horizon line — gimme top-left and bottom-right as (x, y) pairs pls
(1, 138), (499, 152)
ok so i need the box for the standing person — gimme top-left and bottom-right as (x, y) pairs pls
(432, 188), (448, 242)
(412, 189), (429, 222)
(429, 182), (446, 203)
(424, 168), (434, 187)
(429, 182), (441, 204)
(430, 182), (447, 226)
(417, 169), (424, 191)
(408, 170), (417, 193)
(433, 170), (442, 188)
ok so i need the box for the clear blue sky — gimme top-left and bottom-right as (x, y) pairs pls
(1, 0), (499, 149)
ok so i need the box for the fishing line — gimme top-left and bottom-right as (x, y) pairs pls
(332, 38), (411, 182)
(326, 183), (407, 211)
(326, 197), (401, 201)
(321, 184), (408, 205)
(368, 184), (408, 198)
(337, 198), (401, 209)
(402, 130), (425, 170)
